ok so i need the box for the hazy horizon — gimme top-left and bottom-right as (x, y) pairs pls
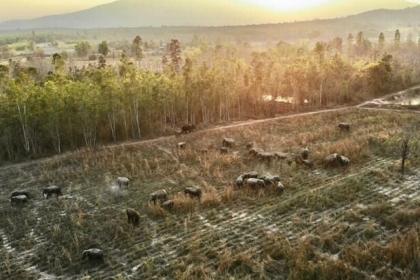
(1, 0), (420, 23)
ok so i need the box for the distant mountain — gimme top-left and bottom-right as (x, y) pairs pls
(283, 0), (418, 21)
(0, 0), (418, 30)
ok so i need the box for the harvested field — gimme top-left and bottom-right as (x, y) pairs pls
(1, 105), (420, 279)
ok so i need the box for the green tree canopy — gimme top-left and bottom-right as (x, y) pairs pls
(75, 41), (92, 58)
(98, 41), (110, 56)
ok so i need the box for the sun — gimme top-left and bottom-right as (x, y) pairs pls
(239, 0), (335, 12)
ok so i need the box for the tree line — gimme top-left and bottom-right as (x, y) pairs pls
(0, 31), (419, 162)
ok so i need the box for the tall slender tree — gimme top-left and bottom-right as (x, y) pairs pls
(132, 36), (144, 69)
(347, 33), (354, 57)
(378, 32), (385, 53)
(394, 29), (401, 50)
(168, 39), (182, 73)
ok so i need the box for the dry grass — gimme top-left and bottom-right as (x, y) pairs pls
(1, 108), (420, 279)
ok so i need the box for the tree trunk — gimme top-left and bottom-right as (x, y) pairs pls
(17, 103), (30, 154)
(50, 123), (61, 154)
(108, 105), (117, 143)
(122, 112), (129, 140)
(2, 128), (14, 160)
(162, 104), (167, 133)
(199, 97), (207, 125)
(132, 100), (141, 139)
(83, 125), (97, 147)
(68, 116), (75, 150)
(319, 79), (323, 107)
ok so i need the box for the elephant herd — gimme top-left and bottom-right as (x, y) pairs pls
(10, 186), (62, 206)
(7, 121), (351, 265)
(7, 185), (106, 264)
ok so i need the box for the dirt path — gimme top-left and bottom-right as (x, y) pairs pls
(2, 84), (419, 173)
(2, 85), (420, 279)
(0, 108), (354, 173)
(0, 105), (400, 175)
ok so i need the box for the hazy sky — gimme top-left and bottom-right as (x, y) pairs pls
(0, 0), (115, 21)
(1, 0), (420, 21)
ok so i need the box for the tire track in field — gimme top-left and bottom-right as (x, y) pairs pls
(0, 164), (83, 279)
(175, 158), (409, 276)
(193, 158), (414, 274)
(235, 162), (417, 252)
(0, 167), (47, 279)
(0, 140), (407, 278)
(0, 154), (411, 277)
(106, 156), (399, 278)
(2, 87), (420, 278)
(118, 157), (391, 278)
(0, 205), (60, 279)
(52, 122), (420, 276)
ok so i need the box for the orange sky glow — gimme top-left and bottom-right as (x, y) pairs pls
(0, 0), (420, 22)
(239, 0), (336, 12)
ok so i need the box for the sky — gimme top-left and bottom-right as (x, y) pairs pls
(1, 0), (420, 22)
(0, 0), (115, 21)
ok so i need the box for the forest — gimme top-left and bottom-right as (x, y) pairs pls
(0, 29), (419, 162)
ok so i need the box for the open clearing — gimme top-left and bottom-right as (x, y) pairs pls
(1, 91), (420, 279)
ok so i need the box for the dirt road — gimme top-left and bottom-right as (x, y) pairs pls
(2, 85), (419, 172)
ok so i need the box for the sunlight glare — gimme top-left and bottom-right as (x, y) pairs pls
(239, 0), (335, 12)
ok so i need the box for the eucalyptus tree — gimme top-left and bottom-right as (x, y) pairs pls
(249, 51), (268, 113)
(182, 57), (195, 124)
(119, 52), (142, 139)
(378, 32), (385, 53)
(140, 70), (177, 134)
(90, 66), (121, 143)
(347, 33), (354, 57)
(218, 57), (239, 121)
(41, 71), (69, 154)
(61, 80), (78, 150)
(204, 45), (241, 122)
(355, 31), (371, 57)
(132, 36), (144, 68)
(394, 29), (401, 50)
(0, 66), (13, 159)
(231, 58), (248, 120)
(5, 73), (41, 155)
(168, 39), (182, 73)
(283, 57), (310, 109)
(312, 42), (327, 106)
(156, 73), (182, 132)
(193, 61), (213, 125)
(69, 79), (101, 147)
